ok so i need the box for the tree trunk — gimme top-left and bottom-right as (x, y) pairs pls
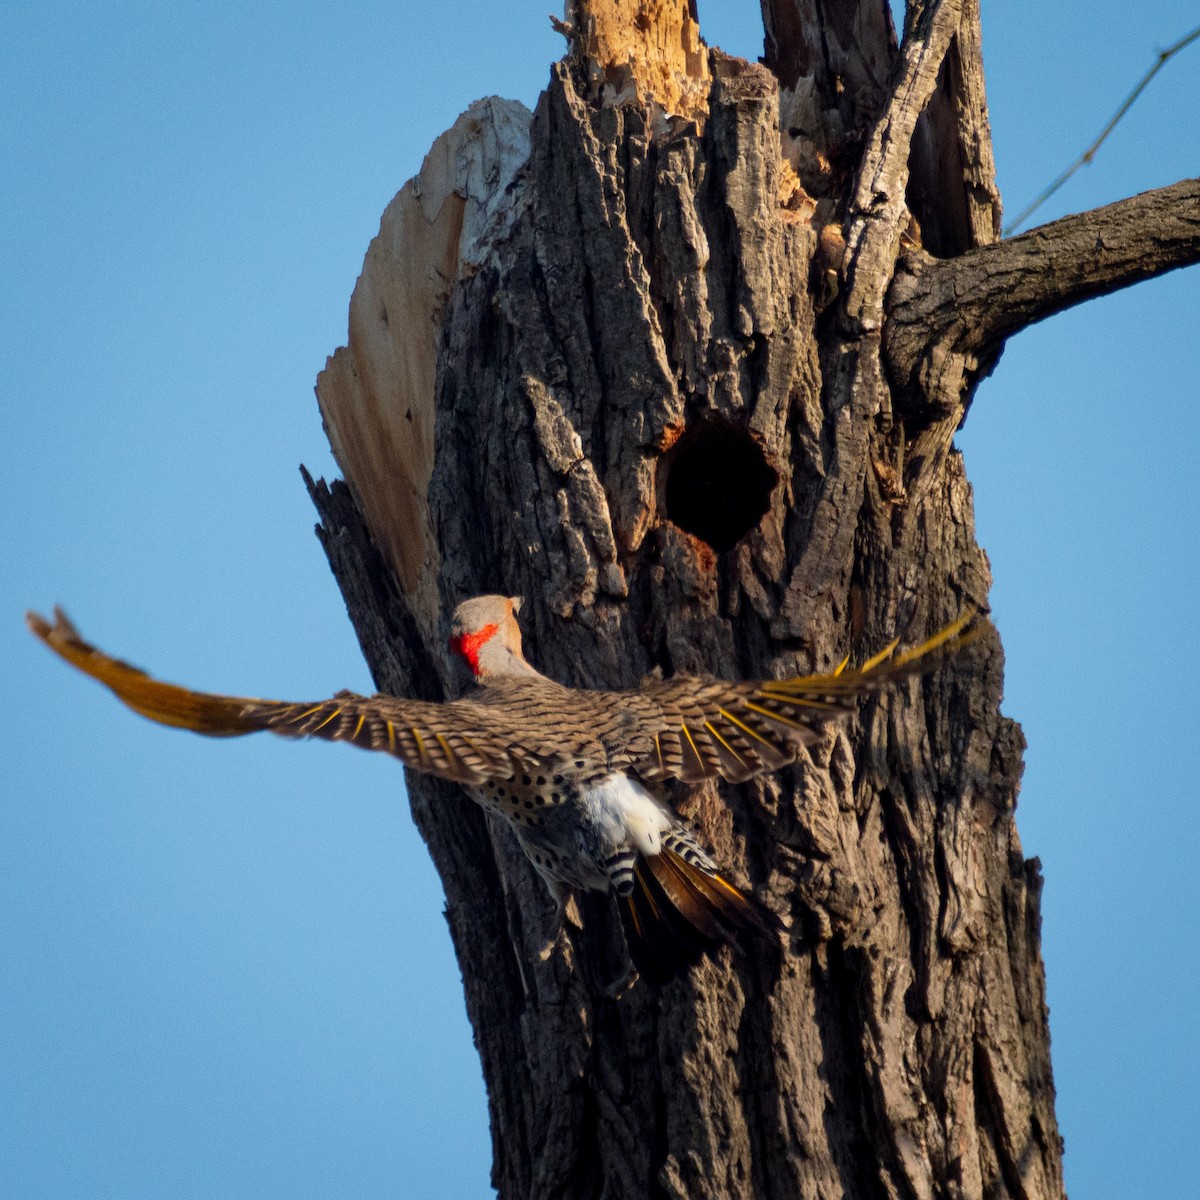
(305, 3), (1200, 1197)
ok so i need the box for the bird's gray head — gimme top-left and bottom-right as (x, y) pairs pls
(448, 595), (538, 679)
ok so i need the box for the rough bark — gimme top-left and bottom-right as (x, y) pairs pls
(906, 0), (1002, 256)
(302, 3), (1196, 1198)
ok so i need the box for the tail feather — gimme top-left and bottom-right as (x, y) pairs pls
(619, 845), (782, 985)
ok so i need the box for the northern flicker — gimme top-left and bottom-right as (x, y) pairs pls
(27, 596), (976, 985)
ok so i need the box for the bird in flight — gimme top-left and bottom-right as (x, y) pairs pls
(28, 595), (976, 986)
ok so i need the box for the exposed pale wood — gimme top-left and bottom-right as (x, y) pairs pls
(315, 98), (531, 636)
(564, 0), (710, 124)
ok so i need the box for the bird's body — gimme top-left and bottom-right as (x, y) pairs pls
(27, 594), (976, 985)
(476, 769), (664, 896)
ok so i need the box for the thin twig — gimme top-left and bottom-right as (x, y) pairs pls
(1003, 24), (1200, 236)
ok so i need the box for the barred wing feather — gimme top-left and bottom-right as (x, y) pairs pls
(630, 610), (978, 785)
(26, 608), (556, 786)
(28, 606), (977, 790)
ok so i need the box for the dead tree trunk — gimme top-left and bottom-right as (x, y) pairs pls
(306, 3), (1200, 1197)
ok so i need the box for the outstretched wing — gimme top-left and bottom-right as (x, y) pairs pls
(26, 608), (559, 786)
(625, 611), (980, 784)
(28, 606), (979, 790)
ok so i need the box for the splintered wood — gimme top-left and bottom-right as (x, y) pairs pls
(565, 0), (710, 123)
(315, 98), (530, 630)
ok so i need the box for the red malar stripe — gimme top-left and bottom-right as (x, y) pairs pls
(449, 622), (499, 676)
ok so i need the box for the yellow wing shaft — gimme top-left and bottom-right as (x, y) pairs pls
(634, 608), (982, 784)
(26, 608), (269, 737)
(760, 607), (981, 699)
(28, 603), (982, 789)
(26, 607), (521, 785)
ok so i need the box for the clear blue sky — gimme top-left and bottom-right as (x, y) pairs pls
(2, 3), (1197, 1197)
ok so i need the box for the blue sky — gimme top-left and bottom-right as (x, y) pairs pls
(2, 3), (1197, 1197)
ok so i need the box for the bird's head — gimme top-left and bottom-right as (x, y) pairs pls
(449, 595), (539, 679)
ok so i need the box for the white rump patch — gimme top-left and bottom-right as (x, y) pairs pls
(585, 774), (673, 857)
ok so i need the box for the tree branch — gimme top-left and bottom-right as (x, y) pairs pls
(906, 0), (1001, 256)
(885, 177), (1200, 397)
(843, 0), (963, 324)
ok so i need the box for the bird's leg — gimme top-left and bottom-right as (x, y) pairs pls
(536, 881), (640, 995)
(534, 880), (578, 963)
(603, 962), (640, 999)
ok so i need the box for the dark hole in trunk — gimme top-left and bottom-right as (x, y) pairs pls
(664, 420), (777, 554)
